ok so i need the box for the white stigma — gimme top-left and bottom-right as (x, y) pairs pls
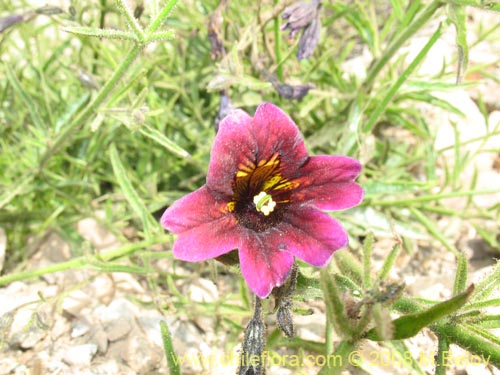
(253, 191), (277, 216)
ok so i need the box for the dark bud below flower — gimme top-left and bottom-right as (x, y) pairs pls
(239, 298), (266, 375)
(297, 15), (321, 61)
(277, 304), (294, 338)
(273, 263), (298, 338)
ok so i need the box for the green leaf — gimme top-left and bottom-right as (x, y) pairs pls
(448, 3), (469, 83)
(62, 26), (138, 41)
(138, 124), (191, 159)
(109, 143), (158, 239)
(470, 262), (500, 302)
(378, 243), (400, 281)
(363, 23), (443, 132)
(320, 269), (355, 338)
(334, 251), (363, 286)
(160, 321), (182, 375)
(4, 64), (45, 130)
(362, 232), (374, 289)
(366, 284), (474, 341)
(453, 252), (468, 295)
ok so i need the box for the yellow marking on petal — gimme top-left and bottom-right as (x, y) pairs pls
(262, 175), (282, 190)
(258, 153), (279, 167)
(236, 170), (248, 177)
(227, 201), (235, 212)
(274, 181), (300, 190)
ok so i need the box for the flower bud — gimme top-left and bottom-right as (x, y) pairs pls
(281, 0), (321, 38)
(0, 14), (24, 33)
(297, 15), (321, 60)
(239, 298), (266, 375)
(272, 81), (315, 100)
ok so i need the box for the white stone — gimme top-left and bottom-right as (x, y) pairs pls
(62, 344), (98, 367)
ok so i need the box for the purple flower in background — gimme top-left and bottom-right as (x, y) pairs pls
(161, 103), (363, 298)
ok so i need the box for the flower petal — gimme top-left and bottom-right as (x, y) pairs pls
(251, 103), (309, 172)
(239, 233), (294, 298)
(293, 155), (364, 210)
(161, 186), (242, 261)
(206, 103), (309, 195)
(276, 206), (348, 267)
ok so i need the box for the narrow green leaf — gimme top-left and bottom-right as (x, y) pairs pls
(362, 232), (374, 289)
(116, 0), (146, 42)
(366, 284), (474, 341)
(62, 26), (138, 41)
(464, 298), (500, 311)
(389, 0), (404, 21)
(148, 30), (176, 42)
(320, 269), (355, 338)
(372, 304), (394, 341)
(409, 207), (460, 256)
(378, 243), (400, 281)
(449, 4), (469, 83)
(138, 124), (191, 159)
(363, 23), (442, 133)
(160, 321), (182, 375)
(334, 251), (363, 286)
(4, 64), (45, 130)
(470, 261), (500, 302)
(438, 321), (500, 368)
(109, 143), (158, 239)
(453, 252), (468, 295)
(446, 0), (500, 12)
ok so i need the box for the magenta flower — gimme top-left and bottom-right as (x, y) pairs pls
(161, 103), (363, 298)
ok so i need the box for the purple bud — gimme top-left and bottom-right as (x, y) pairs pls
(272, 81), (315, 100)
(281, 0), (321, 36)
(0, 14), (24, 33)
(214, 93), (234, 132)
(239, 298), (266, 375)
(297, 15), (321, 60)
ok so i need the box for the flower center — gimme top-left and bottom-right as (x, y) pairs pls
(227, 153), (299, 232)
(253, 191), (276, 216)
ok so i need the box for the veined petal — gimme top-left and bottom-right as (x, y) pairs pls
(239, 233), (294, 298)
(275, 206), (348, 267)
(293, 155), (364, 210)
(207, 103), (309, 195)
(207, 109), (253, 196)
(251, 103), (309, 172)
(161, 186), (242, 261)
